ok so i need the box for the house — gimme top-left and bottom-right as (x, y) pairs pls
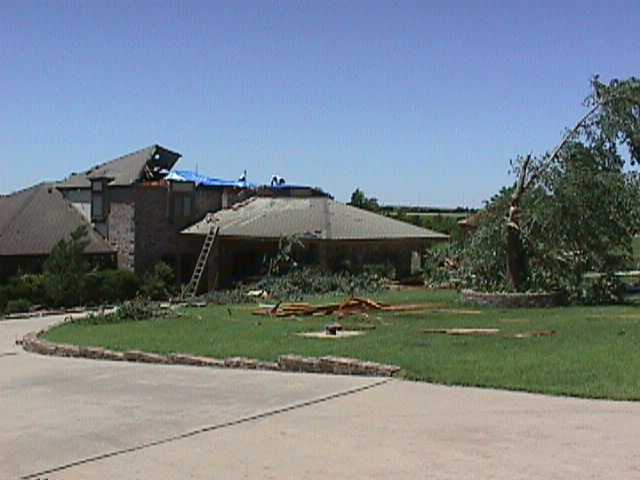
(1, 144), (448, 289)
(1, 145), (247, 281)
(55, 144), (268, 281)
(0, 183), (116, 280)
(182, 196), (449, 289)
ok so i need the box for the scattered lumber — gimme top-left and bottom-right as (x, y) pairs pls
(506, 330), (556, 339)
(251, 297), (442, 318)
(421, 328), (557, 339)
(422, 328), (500, 336)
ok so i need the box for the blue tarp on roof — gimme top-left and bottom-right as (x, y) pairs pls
(165, 170), (256, 188)
(167, 170), (316, 191)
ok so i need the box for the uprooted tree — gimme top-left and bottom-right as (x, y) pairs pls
(464, 76), (640, 303)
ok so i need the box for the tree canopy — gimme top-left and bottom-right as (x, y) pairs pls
(349, 188), (380, 212)
(463, 76), (640, 303)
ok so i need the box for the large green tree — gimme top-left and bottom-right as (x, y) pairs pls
(43, 225), (90, 307)
(467, 76), (640, 302)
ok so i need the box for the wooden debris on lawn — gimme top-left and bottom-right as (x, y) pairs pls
(505, 330), (556, 339)
(422, 328), (501, 336)
(251, 297), (446, 318)
(296, 330), (366, 339)
(421, 328), (557, 339)
(390, 308), (481, 316)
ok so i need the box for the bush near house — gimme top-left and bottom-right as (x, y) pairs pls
(0, 269), (142, 315)
(84, 270), (141, 305)
(0, 276), (46, 314)
(5, 298), (34, 315)
(255, 266), (388, 301)
(205, 265), (390, 305)
(0, 226), (175, 315)
(42, 225), (91, 307)
(422, 242), (464, 288)
(140, 262), (177, 301)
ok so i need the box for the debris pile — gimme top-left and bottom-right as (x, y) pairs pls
(252, 297), (440, 318)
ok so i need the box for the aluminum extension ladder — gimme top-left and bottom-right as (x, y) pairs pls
(182, 225), (219, 299)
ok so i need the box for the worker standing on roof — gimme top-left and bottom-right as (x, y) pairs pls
(270, 174), (286, 186)
(239, 170), (247, 183)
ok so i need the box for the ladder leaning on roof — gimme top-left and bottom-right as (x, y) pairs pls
(182, 225), (220, 299)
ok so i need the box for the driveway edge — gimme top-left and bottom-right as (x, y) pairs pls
(20, 324), (402, 377)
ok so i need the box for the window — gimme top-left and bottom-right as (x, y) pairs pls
(91, 180), (107, 221)
(173, 194), (193, 219)
(169, 181), (195, 222)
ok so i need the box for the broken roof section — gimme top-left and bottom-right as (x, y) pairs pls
(166, 170), (327, 196)
(58, 144), (181, 189)
(165, 170), (256, 189)
(182, 197), (449, 241)
(0, 183), (115, 256)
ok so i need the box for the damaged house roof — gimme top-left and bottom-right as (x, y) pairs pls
(182, 197), (449, 241)
(58, 144), (181, 189)
(0, 183), (115, 256)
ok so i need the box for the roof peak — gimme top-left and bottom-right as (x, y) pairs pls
(59, 144), (182, 189)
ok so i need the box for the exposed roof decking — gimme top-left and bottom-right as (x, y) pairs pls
(182, 197), (449, 241)
(58, 145), (181, 189)
(0, 183), (115, 256)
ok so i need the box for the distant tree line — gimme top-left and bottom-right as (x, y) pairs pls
(348, 188), (470, 242)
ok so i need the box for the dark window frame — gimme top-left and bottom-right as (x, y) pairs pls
(168, 181), (195, 223)
(91, 179), (108, 222)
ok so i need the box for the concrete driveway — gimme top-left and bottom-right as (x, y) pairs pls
(3, 314), (640, 479)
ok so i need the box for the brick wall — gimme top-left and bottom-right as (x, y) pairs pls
(106, 188), (136, 271)
(133, 184), (232, 275)
(133, 186), (179, 274)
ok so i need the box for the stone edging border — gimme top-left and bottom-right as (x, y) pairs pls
(461, 289), (564, 308)
(20, 322), (401, 378)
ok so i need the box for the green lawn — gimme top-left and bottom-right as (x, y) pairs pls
(45, 289), (640, 400)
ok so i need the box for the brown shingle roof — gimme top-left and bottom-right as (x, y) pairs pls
(182, 197), (449, 241)
(0, 183), (115, 256)
(58, 145), (181, 189)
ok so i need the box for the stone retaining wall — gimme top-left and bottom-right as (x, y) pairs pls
(462, 289), (564, 308)
(21, 332), (400, 378)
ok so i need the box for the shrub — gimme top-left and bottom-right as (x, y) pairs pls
(5, 298), (33, 314)
(101, 270), (140, 303)
(114, 297), (159, 321)
(574, 274), (627, 306)
(9, 274), (48, 306)
(423, 243), (463, 288)
(205, 267), (388, 304)
(0, 274), (48, 311)
(206, 287), (256, 305)
(141, 262), (176, 301)
(0, 285), (8, 313)
(84, 270), (140, 305)
(78, 297), (164, 325)
(254, 266), (387, 302)
(362, 262), (397, 281)
(43, 225), (90, 307)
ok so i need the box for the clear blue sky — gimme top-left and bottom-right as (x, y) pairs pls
(1, 1), (638, 206)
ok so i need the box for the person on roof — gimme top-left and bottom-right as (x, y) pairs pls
(270, 174), (286, 186)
